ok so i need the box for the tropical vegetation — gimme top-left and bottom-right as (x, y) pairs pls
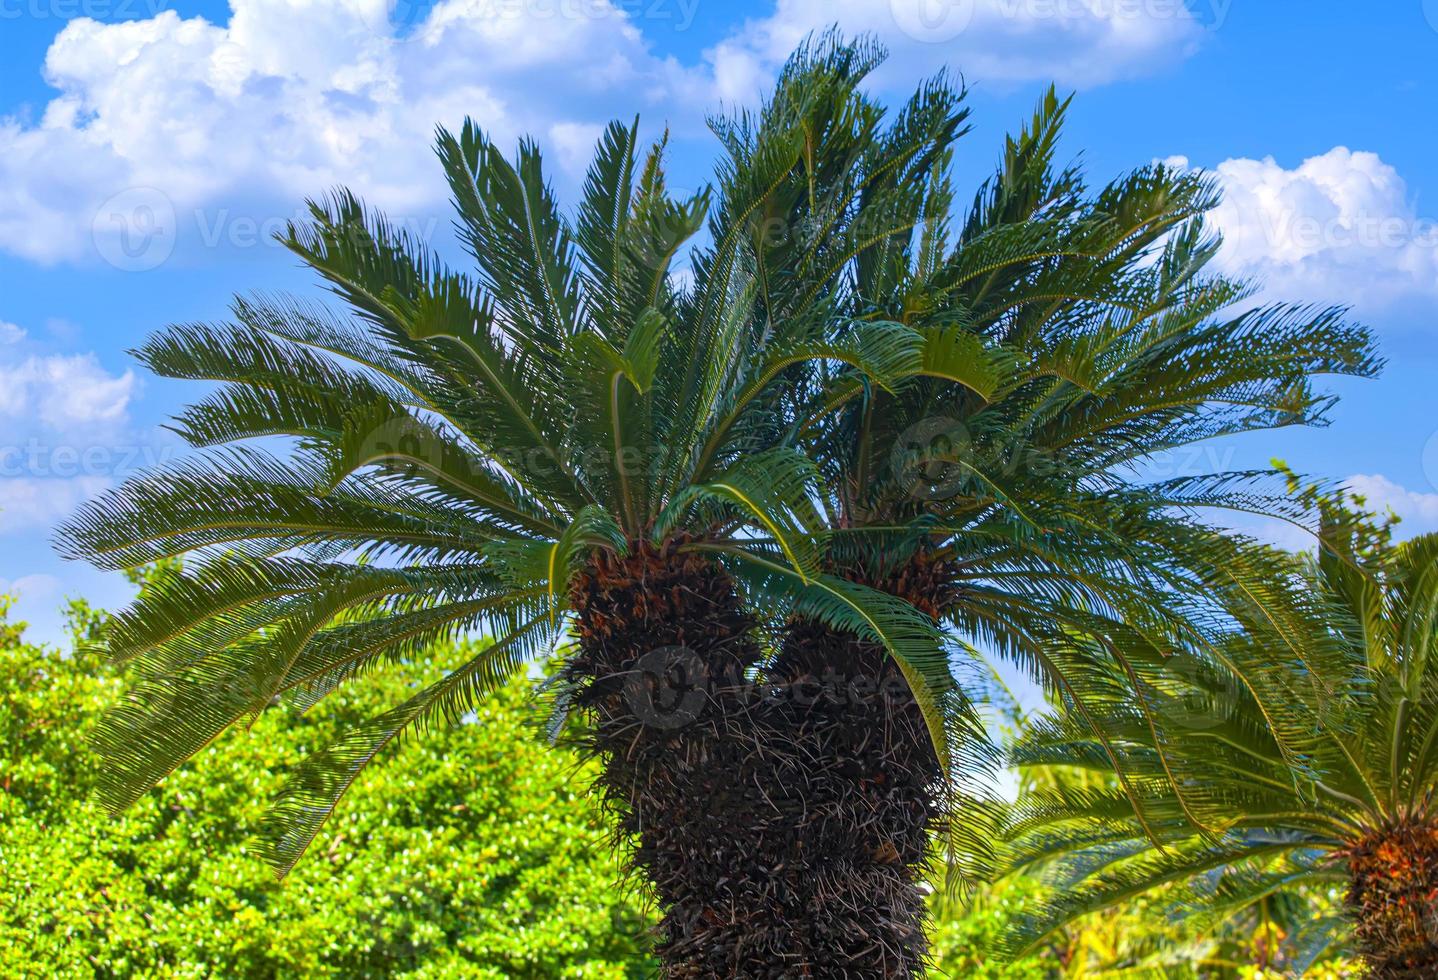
(6, 587), (1319, 977)
(771, 39), (1377, 969)
(44, 28), (1414, 979)
(2, 581), (651, 978)
(995, 481), (1438, 977)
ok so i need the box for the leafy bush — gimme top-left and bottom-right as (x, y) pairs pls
(929, 878), (1054, 979)
(1, 597), (653, 978)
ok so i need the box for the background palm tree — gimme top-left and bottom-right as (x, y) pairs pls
(750, 43), (1381, 976)
(56, 40), (974, 975)
(985, 671), (1351, 977)
(995, 482), (1438, 978)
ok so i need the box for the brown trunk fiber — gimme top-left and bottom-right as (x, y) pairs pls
(759, 547), (962, 978)
(567, 539), (958, 977)
(566, 537), (832, 976)
(1345, 823), (1438, 979)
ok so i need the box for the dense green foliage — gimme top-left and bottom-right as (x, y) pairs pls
(0, 594), (1051, 977)
(27, 31), (1399, 976)
(53, 39), (981, 888)
(1, 598), (653, 978)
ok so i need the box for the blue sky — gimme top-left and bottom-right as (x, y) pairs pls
(0, 1), (1435, 643)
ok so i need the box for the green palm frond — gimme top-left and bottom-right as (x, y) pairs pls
(57, 32), (1387, 910)
(987, 506), (1438, 966)
(56, 40), (979, 870)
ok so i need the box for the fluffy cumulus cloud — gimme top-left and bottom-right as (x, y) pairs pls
(0, 570), (78, 647)
(1346, 473), (1438, 537)
(1167, 147), (1438, 309)
(0, 476), (113, 534)
(1232, 474), (1438, 553)
(0, 0), (710, 265)
(707, 0), (1210, 103)
(0, 573), (62, 601)
(0, 350), (136, 536)
(0, 0), (1215, 267)
(0, 321), (25, 344)
(0, 354), (135, 428)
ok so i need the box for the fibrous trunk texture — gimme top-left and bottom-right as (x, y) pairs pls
(565, 538), (824, 976)
(566, 539), (957, 977)
(761, 547), (961, 978)
(1346, 823), (1438, 979)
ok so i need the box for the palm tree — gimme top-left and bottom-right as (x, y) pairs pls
(990, 673), (1346, 977)
(995, 485), (1438, 978)
(755, 62), (1381, 975)
(56, 38), (977, 975)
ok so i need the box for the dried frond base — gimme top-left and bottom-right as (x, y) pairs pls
(1345, 822), (1438, 978)
(745, 548), (961, 977)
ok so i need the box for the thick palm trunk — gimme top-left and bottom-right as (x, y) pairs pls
(567, 539), (957, 977)
(759, 548), (961, 978)
(566, 538), (818, 976)
(1346, 823), (1438, 978)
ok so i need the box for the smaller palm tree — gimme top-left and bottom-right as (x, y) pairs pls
(994, 484), (1438, 978)
(761, 52), (1379, 974)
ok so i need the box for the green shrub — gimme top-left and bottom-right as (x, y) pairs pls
(929, 878), (1054, 979)
(0, 598), (654, 978)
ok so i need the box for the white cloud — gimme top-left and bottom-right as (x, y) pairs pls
(0, 572), (64, 638)
(548, 122), (609, 176)
(0, 476), (111, 533)
(0, 351), (136, 536)
(1224, 475), (1438, 552)
(1223, 512), (1316, 554)
(0, 354), (135, 427)
(707, 0), (1209, 103)
(0, 321), (24, 344)
(0, 0), (709, 265)
(1174, 147), (1438, 309)
(1345, 474), (1438, 537)
(0, 0), (1221, 268)
(0, 573), (62, 602)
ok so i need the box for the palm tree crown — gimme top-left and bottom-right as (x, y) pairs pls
(57, 43), (960, 874)
(54, 30), (1387, 978)
(996, 484), (1438, 977)
(767, 40), (1379, 918)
